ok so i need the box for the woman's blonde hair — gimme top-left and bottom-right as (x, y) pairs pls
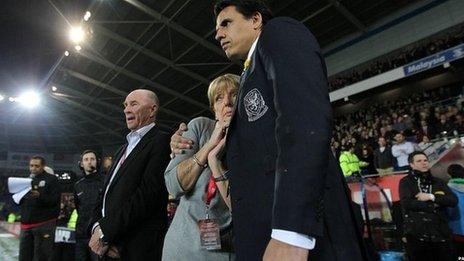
(207, 73), (240, 110)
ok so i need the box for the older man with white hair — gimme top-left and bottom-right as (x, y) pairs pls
(89, 89), (171, 260)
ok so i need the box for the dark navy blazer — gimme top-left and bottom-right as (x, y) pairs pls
(225, 17), (367, 261)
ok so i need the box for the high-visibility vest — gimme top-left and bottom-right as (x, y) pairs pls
(339, 151), (367, 177)
(7, 213), (16, 223)
(67, 209), (78, 229)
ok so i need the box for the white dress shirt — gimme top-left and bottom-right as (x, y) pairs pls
(101, 122), (155, 217)
(391, 141), (415, 167)
(246, 36), (315, 250)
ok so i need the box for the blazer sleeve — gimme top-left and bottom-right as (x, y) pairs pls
(259, 18), (332, 237)
(98, 134), (171, 243)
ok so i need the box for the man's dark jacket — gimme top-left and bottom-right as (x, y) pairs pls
(400, 171), (458, 241)
(374, 146), (394, 169)
(20, 172), (60, 224)
(225, 17), (367, 260)
(90, 125), (170, 260)
(74, 171), (104, 239)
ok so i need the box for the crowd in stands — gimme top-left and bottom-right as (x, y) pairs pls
(332, 86), (464, 175)
(329, 24), (464, 91)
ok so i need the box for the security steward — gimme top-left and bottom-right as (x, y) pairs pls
(74, 150), (105, 261)
(339, 143), (368, 177)
(19, 155), (60, 261)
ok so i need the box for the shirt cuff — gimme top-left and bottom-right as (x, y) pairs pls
(271, 229), (316, 250)
(91, 222), (100, 234)
(430, 193), (435, 201)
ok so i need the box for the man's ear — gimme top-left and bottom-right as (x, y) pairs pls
(150, 104), (158, 119)
(252, 11), (263, 30)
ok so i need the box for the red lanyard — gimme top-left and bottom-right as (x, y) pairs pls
(205, 175), (217, 207)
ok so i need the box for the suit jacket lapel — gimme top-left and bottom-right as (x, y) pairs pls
(104, 144), (127, 188)
(106, 126), (158, 194)
(227, 51), (256, 140)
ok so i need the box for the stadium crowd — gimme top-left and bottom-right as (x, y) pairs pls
(2, 1), (464, 261)
(332, 86), (464, 175)
(329, 24), (464, 90)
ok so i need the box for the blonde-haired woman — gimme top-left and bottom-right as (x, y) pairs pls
(162, 74), (238, 260)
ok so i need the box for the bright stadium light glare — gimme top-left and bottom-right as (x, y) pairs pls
(9, 97), (15, 102)
(0, 94), (4, 101)
(84, 11), (91, 21)
(69, 26), (85, 43)
(17, 91), (40, 108)
(74, 45), (82, 51)
(51, 86), (58, 92)
(64, 50), (70, 56)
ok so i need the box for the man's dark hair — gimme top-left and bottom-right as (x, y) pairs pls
(214, 0), (274, 25)
(30, 155), (46, 166)
(448, 164), (464, 179)
(81, 149), (99, 160)
(408, 151), (428, 164)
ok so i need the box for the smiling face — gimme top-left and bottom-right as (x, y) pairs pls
(123, 90), (158, 131)
(215, 6), (262, 61)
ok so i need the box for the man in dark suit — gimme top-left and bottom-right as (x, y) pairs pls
(213, 1), (367, 260)
(88, 89), (171, 260)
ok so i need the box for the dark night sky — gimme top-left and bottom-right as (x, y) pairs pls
(0, 0), (91, 97)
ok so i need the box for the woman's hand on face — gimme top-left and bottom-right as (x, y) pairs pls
(207, 118), (230, 149)
(208, 137), (226, 172)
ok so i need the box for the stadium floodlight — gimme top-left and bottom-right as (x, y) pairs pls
(69, 26), (85, 44)
(51, 86), (58, 92)
(17, 90), (40, 108)
(0, 94), (4, 101)
(64, 50), (70, 56)
(84, 11), (91, 21)
(74, 45), (82, 51)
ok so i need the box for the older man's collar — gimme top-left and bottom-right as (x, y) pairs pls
(126, 122), (155, 141)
